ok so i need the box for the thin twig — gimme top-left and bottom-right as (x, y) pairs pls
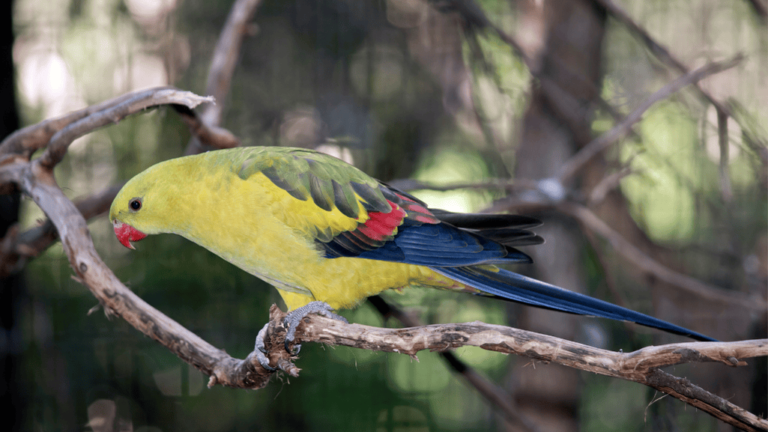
(558, 55), (744, 183)
(587, 165), (634, 206)
(592, 0), (739, 118)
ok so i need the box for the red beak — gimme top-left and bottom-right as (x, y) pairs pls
(113, 221), (147, 250)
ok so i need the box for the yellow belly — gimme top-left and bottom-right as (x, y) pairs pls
(275, 258), (461, 310)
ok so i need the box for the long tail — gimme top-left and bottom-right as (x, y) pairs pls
(431, 266), (716, 342)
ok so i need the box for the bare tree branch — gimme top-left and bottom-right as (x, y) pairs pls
(484, 199), (764, 311)
(557, 55), (744, 183)
(592, 0), (740, 119)
(285, 311), (768, 431)
(0, 91), (159, 160)
(172, 105), (240, 149)
(184, 0), (262, 155)
(37, 89), (213, 169)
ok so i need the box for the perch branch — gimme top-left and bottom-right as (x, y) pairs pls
(283, 311), (768, 431)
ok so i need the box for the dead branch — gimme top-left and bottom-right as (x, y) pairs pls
(281, 309), (768, 431)
(0, 91), (154, 160)
(557, 55), (744, 183)
(184, 0), (262, 155)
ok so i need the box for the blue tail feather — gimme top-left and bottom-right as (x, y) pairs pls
(431, 266), (716, 342)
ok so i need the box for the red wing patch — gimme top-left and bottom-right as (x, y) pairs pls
(318, 188), (441, 258)
(357, 200), (406, 241)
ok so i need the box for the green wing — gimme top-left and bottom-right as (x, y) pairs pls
(234, 146), (392, 218)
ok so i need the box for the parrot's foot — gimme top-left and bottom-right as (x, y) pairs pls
(253, 302), (348, 371)
(254, 323), (276, 371)
(283, 301), (348, 353)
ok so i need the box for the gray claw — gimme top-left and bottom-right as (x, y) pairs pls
(254, 323), (276, 371)
(283, 301), (348, 352)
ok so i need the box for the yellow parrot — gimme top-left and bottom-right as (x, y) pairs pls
(109, 147), (713, 368)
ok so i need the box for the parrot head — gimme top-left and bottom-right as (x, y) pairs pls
(109, 161), (181, 250)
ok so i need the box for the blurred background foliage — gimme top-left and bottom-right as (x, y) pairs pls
(4, 0), (767, 431)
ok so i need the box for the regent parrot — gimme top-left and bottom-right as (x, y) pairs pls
(109, 147), (714, 367)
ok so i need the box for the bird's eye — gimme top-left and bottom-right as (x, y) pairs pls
(129, 198), (142, 211)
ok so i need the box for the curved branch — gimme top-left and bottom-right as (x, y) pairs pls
(0, 91), (154, 159)
(38, 89), (214, 169)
